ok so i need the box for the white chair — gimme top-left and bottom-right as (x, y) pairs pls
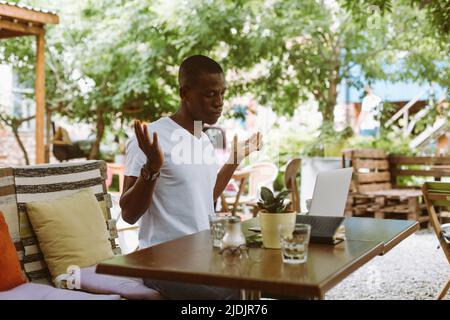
(224, 162), (279, 218)
(247, 162), (279, 200)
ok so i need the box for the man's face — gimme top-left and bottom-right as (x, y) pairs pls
(181, 72), (226, 125)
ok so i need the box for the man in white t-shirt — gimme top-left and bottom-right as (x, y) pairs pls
(356, 86), (382, 137)
(119, 55), (263, 299)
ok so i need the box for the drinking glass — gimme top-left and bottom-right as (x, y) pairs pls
(279, 223), (311, 264)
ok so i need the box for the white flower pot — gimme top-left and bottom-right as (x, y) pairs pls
(259, 211), (297, 249)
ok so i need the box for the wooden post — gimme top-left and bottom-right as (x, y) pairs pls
(35, 29), (45, 164)
(45, 107), (51, 163)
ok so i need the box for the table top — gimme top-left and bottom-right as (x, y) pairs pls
(243, 216), (419, 254)
(343, 217), (419, 253)
(97, 217), (418, 298)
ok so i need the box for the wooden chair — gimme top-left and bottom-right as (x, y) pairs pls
(422, 182), (450, 299)
(284, 158), (301, 213)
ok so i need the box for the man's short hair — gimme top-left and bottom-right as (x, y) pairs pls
(364, 86), (373, 94)
(178, 55), (224, 87)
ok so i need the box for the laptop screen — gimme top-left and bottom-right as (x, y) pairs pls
(308, 167), (353, 217)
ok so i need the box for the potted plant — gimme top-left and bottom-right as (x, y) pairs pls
(257, 187), (297, 249)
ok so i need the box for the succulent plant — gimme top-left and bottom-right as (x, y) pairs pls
(257, 186), (291, 213)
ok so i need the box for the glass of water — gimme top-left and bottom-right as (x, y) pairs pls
(279, 223), (311, 264)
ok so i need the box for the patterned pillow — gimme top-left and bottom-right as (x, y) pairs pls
(0, 167), (26, 279)
(12, 161), (120, 284)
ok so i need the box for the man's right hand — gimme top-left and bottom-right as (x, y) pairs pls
(134, 119), (164, 172)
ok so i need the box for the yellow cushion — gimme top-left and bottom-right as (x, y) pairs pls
(26, 189), (114, 281)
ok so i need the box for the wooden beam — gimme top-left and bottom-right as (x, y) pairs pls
(0, 28), (29, 39)
(358, 182), (392, 194)
(389, 155), (450, 165)
(354, 159), (390, 170)
(35, 31), (45, 164)
(391, 169), (450, 178)
(356, 172), (391, 183)
(0, 19), (44, 36)
(0, 4), (59, 25)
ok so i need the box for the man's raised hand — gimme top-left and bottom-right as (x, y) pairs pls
(230, 131), (263, 164)
(134, 119), (164, 172)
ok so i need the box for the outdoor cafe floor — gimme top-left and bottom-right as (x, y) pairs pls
(325, 228), (450, 300)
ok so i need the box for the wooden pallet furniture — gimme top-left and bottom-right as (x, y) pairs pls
(343, 149), (450, 223)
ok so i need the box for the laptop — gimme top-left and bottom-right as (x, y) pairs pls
(247, 167), (353, 236)
(308, 167), (353, 217)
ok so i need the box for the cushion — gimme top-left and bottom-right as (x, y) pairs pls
(26, 189), (114, 281)
(0, 283), (121, 300)
(0, 212), (27, 291)
(13, 161), (120, 284)
(80, 265), (163, 300)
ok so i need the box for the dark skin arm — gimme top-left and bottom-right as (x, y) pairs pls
(213, 162), (240, 201)
(119, 120), (164, 225)
(120, 175), (157, 225)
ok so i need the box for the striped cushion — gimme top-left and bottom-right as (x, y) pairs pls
(12, 160), (120, 284)
(0, 167), (26, 280)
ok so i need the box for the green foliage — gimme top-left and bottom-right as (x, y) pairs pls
(342, 0), (450, 36)
(257, 187), (291, 213)
(0, 0), (448, 160)
(302, 124), (354, 157)
(348, 128), (415, 155)
(245, 232), (262, 245)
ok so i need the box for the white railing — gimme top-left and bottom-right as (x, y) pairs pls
(405, 104), (432, 136)
(410, 117), (448, 149)
(384, 88), (427, 136)
(409, 93), (448, 148)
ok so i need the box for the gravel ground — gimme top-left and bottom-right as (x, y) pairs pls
(325, 229), (450, 300)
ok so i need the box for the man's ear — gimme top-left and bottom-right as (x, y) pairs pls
(179, 85), (189, 100)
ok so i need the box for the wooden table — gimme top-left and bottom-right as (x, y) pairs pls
(96, 217), (419, 299)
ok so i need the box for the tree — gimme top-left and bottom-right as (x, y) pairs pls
(160, 0), (448, 126)
(342, 0), (450, 36)
(0, 109), (35, 165)
(228, 0), (449, 125)
(1, 0), (448, 163)
(1, 0), (181, 159)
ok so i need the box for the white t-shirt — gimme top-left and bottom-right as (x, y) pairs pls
(124, 117), (220, 248)
(360, 94), (382, 130)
